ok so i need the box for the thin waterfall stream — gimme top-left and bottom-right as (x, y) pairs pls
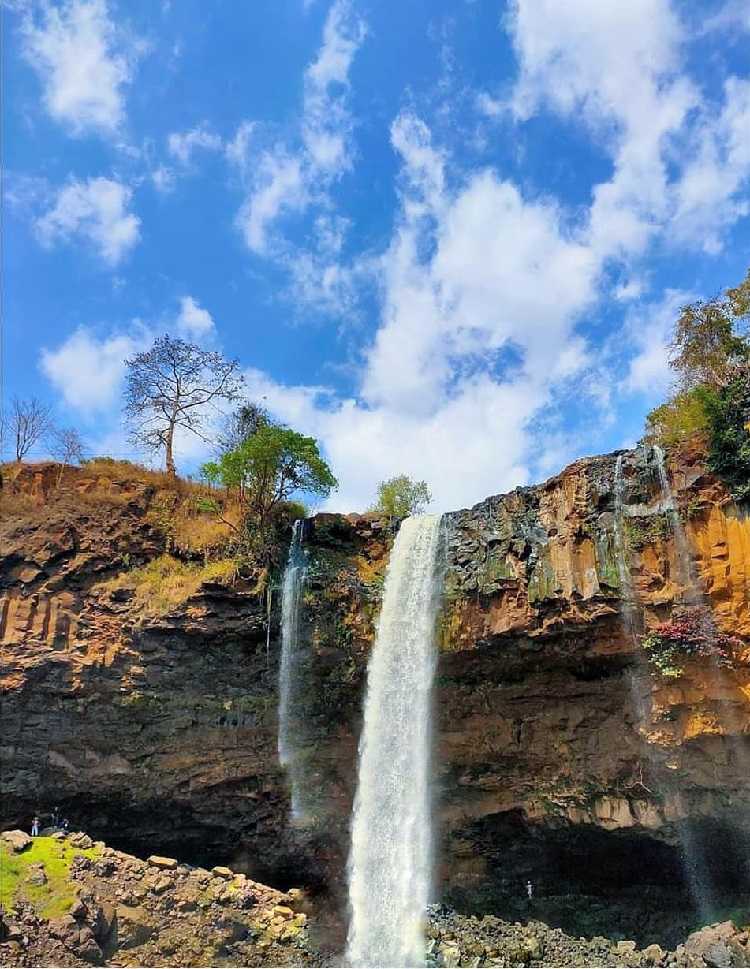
(346, 514), (443, 969)
(278, 519), (312, 824)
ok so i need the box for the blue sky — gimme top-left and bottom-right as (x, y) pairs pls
(4, 0), (750, 511)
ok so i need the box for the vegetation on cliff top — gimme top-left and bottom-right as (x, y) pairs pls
(646, 266), (750, 500)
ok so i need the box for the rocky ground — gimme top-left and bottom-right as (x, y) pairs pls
(3, 829), (750, 968)
(427, 906), (750, 967)
(0, 830), (323, 967)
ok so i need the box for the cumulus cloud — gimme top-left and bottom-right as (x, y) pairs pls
(506, 0), (750, 258)
(235, 0), (365, 266)
(236, 113), (604, 512)
(176, 296), (215, 339)
(167, 123), (223, 165)
(36, 176), (141, 265)
(40, 326), (143, 413)
(19, 0), (139, 135)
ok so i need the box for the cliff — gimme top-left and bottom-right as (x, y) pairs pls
(1, 447), (749, 945)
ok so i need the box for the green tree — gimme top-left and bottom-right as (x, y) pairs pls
(703, 372), (750, 501)
(201, 423), (337, 560)
(371, 474), (432, 520)
(669, 288), (749, 390)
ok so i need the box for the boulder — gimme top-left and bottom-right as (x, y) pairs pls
(147, 855), (178, 870)
(68, 832), (93, 849)
(211, 865), (234, 879)
(114, 905), (154, 949)
(1, 830), (31, 853)
(643, 943), (666, 965)
(24, 864), (47, 887)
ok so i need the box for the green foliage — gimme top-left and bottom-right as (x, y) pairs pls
(645, 387), (713, 449)
(624, 513), (671, 550)
(703, 370), (750, 501)
(669, 292), (749, 390)
(642, 607), (741, 679)
(0, 837), (100, 918)
(202, 423), (336, 564)
(371, 474), (431, 519)
(101, 553), (238, 615)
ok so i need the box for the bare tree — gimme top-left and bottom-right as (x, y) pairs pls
(123, 334), (244, 475)
(216, 401), (270, 454)
(49, 426), (86, 465)
(11, 397), (53, 461)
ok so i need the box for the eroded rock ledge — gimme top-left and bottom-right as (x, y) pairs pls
(1, 448), (749, 935)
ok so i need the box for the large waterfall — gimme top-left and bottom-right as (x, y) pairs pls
(278, 519), (310, 823)
(346, 515), (443, 969)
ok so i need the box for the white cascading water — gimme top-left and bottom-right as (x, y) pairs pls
(653, 444), (698, 602)
(278, 519), (310, 822)
(613, 453), (636, 625)
(346, 514), (443, 969)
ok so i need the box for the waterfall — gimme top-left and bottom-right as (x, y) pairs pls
(653, 445), (698, 602)
(613, 454), (637, 632)
(346, 515), (443, 969)
(278, 519), (310, 823)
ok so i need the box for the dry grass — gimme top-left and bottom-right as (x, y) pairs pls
(100, 553), (238, 616)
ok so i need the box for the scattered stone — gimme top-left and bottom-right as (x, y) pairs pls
(24, 863), (47, 887)
(1, 830), (31, 853)
(211, 865), (234, 879)
(68, 832), (93, 849)
(147, 854), (178, 870)
(643, 943), (665, 965)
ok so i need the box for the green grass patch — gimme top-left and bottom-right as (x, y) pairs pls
(0, 836), (100, 919)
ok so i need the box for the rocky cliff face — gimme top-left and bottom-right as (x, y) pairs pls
(2, 449), (749, 943)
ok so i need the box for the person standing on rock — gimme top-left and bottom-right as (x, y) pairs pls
(31, 816), (40, 837)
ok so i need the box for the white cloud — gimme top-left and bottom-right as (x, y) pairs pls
(20, 0), (139, 135)
(237, 153), (306, 254)
(36, 176), (141, 265)
(238, 114), (604, 512)
(40, 326), (143, 413)
(151, 165), (176, 193)
(508, 0), (696, 260)
(225, 121), (256, 171)
(506, 0), (750, 258)
(167, 123), (223, 165)
(236, 0), (365, 261)
(176, 296), (215, 339)
(671, 77), (750, 253)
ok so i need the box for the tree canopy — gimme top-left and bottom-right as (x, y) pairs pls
(371, 474), (432, 519)
(201, 422), (337, 560)
(124, 335), (244, 475)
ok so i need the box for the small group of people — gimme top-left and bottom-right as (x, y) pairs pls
(30, 807), (70, 838)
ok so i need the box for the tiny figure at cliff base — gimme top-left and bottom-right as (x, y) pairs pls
(31, 816), (40, 837)
(526, 879), (533, 900)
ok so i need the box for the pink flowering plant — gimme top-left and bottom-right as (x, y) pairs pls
(642, 606), (742, 678)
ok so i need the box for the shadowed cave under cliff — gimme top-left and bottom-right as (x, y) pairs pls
(47, 788), (750, 950)
(444, 811), (750, 948)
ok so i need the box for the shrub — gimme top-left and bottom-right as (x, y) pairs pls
(703, 370), (750, 501)
(625, 513), (671, 550)
(101, 554), (238, 616)
(641, 606), (742, 679)
(644, 388), (712, 450)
